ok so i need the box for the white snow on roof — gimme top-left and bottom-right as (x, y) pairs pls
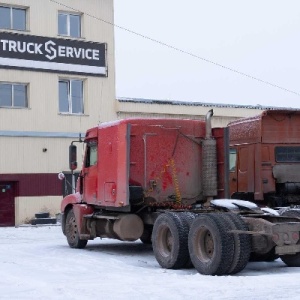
(117, 97), (297, 110)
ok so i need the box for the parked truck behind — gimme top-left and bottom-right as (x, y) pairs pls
(229, 110), (300, 208)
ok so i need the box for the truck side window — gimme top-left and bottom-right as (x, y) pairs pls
(229, 148), (237, 172)
(85, 142), (98, 167)
(275, 146), (300, 162)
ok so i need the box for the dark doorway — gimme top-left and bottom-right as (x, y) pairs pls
(0, 182), (15, 226)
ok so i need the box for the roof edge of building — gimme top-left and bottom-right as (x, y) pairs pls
(117, 97), (298, 111)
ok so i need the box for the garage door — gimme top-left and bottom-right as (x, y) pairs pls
(0, 182), (15, 226)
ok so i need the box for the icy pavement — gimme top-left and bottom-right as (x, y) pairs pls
(0, 225), (299, 300)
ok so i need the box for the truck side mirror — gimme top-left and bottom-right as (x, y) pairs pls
(69, 145), (78, 170)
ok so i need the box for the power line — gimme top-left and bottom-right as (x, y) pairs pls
(49, 0), (300, 97)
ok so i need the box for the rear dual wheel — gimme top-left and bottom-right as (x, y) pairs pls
(178, 212), (196, 268)
(188, 213), (251, 275)
(220, 213), (251, 274)
(152, 212), (251, 275)
(188, 213), (234, 275)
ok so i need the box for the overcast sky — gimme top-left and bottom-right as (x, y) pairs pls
(114, 0), (300, 108)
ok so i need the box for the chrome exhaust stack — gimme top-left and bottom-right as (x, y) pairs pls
(202, 109), (217, 201)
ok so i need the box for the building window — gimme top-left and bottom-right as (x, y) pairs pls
(59, 79), (84, 114)
(58, 12), (81, 38)
(0, 83), (28, 108)
(0, 5), (26, 31)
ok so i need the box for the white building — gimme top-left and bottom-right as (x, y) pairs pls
(0, 0), (116, 226)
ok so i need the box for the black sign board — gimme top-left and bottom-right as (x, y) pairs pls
(0, 32), (107, 76)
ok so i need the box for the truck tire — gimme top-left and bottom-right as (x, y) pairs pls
(140, 225), (152, 244)
(65, 209), (88, 249)
(280, 253), (300, 267)
(152, 212), (189, 269)
(35, 212), (50, 219)
(178, 212), (196, 268)
(188, 213), (235, 275)
(178, 212), (196, 226)
(219, 213), (251, 274)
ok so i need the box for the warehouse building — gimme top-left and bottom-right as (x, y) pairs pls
(0, 0), (289, 226)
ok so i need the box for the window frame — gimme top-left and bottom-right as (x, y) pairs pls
(229, 148), (237, 172)
(0, 4), (27, 31)
(61, 171), (80, 197)
(58, 78), (84, 115)
(0, 82), (28, 108)
(275, 146), (300, 163)
(58, 11), (82, 38)
(85, 141), (98, 168)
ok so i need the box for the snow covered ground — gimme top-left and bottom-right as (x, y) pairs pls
(1, 225), (299, 300)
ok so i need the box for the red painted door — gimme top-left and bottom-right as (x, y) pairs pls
(0, 182), (15, 226)
(83, 140), (98, 204)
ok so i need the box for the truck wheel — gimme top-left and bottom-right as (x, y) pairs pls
(179, 212), (196, 226)
(220, 213), (251, 274)
(152, 212), (189, 269)
(35, 212), (50, 219)
(140, 225), (152, 244)
(188, 213), (235, 275)
(280, 253), (300, 267)
(178, 212), (196, 268)
(65, 209), (88, 249)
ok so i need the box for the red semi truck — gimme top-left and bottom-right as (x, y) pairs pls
(60, 110), (300, 275)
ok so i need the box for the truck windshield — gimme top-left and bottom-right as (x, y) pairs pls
(275, 146), (300, 162)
